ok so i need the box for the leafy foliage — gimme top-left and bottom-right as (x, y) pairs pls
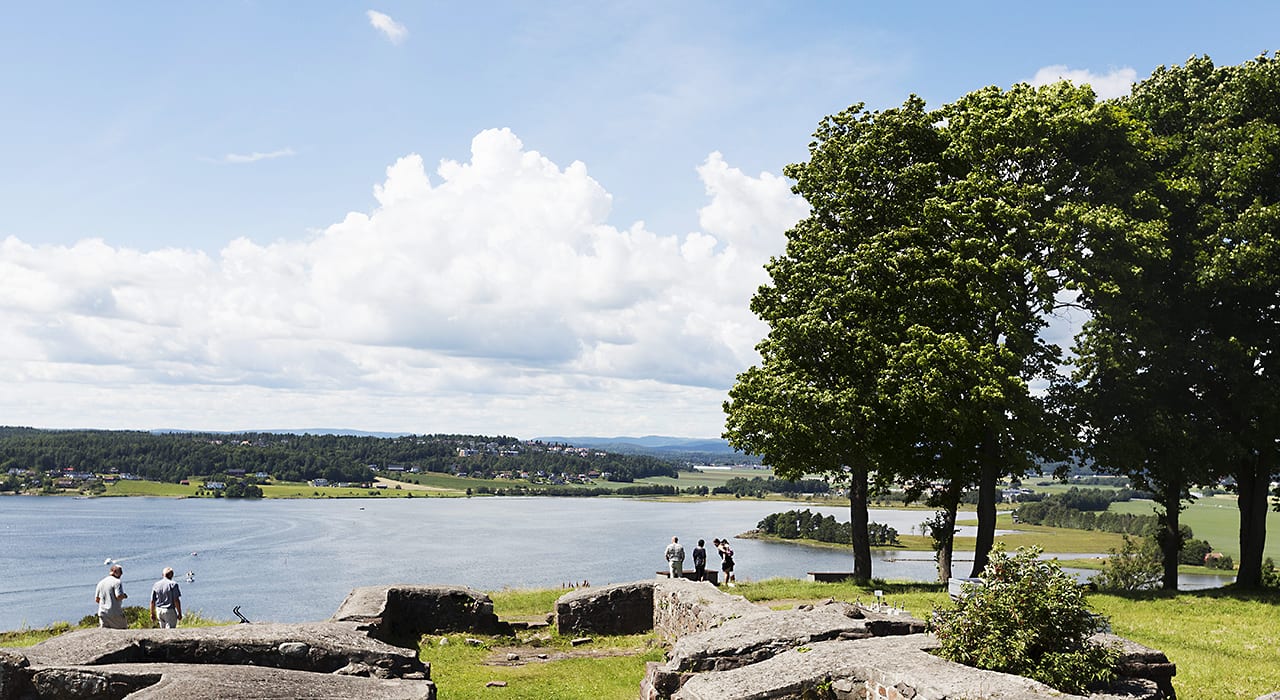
(932, 545), (1119, 694)
(756, 509), (899, 546)
(1092, 535), (1163, 591)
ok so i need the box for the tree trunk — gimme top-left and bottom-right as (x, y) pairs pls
(935, 484), (961, 582)
(1236, 455), (1271, 588)
(849, 466), (872, 581)
(1159, 489), (1181, 591)
(969, 429), (1001, 577)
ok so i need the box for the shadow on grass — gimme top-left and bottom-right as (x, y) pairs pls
(1094, 582), (1280, 604)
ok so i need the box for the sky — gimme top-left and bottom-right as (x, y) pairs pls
(1, 3), (1277, 439)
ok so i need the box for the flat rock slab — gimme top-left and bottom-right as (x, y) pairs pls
(668, 603), (877, 672)
(18, 622), (425, 678)
(671, 634), (1160, 700)
(25, 662), (436, 700)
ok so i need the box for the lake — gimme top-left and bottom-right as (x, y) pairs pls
(0, 495), (1232, 631)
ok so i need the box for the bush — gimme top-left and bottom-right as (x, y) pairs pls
(1092, 535), (1162, 591)
(1206, 554), (1235, 571)
(931, 545), (1119, 694)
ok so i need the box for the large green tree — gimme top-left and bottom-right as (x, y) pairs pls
(724, 96), (945, 580)
(1075, 54), (1280, 588)
(726, 82), (1133, 580)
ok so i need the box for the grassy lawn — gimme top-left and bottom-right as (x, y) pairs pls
(1092, 587), (1280, 699)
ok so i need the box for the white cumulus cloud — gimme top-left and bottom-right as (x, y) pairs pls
(0, 129), (805, 436)
(367, 10), (408, 45)
(1029, 65), (1137, 100)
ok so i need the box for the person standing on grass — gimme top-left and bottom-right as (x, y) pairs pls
(664, 536), (686, 580)
(94, 565), (128, 628)
(150, 567), (183, 628)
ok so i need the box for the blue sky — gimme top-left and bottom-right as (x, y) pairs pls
(1, 3), (1276, 437)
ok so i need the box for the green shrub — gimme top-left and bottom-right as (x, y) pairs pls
(931, 545), (1119, 694)
(1206, 554), (1235, 571)
(1092, 535), (1162, 591)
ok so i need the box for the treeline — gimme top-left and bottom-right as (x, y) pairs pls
(756, 509), (900, 546)
(711, 476), (830, 497)
(472, 484), (680, 497)
(1015, 488), (1151, 534)
(0, 429), (678, 484)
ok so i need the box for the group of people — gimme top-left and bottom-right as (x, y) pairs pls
(93, 565), (185, 629)
(664, 536), (736, 586)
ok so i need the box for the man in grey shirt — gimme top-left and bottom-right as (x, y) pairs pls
(664, 536), (685, 580)
(150, 567), (183, 628)
(94, 565), (128, 629)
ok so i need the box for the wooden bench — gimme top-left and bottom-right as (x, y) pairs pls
(807, 571), (858, 583)
(656, 570), (719, 585)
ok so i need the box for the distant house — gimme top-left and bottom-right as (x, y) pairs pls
(205, 481), (226, 490)
(311, 478), (329, 488)
(227, 469), (246, 477)
(254, 472), (269, 479)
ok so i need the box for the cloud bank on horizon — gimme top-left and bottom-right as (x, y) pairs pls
(0, 129), (805, 437)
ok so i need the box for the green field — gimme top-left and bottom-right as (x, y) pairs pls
(1108, 495), (1280, 562)
(637, 466), (774, 490)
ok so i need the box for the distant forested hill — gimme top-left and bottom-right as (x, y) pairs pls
(0, 428), (679, 484)
(534, 435), (761, 465)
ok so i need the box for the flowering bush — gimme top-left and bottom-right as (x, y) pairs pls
(931, 545), (1119, 694)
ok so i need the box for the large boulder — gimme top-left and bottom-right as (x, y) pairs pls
(330, 585), (507, 642)
(556, 582), (655, 636)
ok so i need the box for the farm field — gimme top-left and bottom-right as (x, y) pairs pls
(1108, 495), (1280, 562)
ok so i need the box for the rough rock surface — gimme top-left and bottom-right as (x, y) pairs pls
(25, 662), (435, 700)
(642, 582), (1170, 700)
(667, 601), (919, 673)
(331, 584), (507, 642)
(556, 581), (655, 636)
(671, 634), (1161, 700)
(18, 623), (426, 678)
(652, 578), (759, 641)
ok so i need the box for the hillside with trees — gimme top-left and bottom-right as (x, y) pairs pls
(0, 428), (680, 489)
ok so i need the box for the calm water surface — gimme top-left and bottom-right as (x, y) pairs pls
(0, 496), (1230, 631)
